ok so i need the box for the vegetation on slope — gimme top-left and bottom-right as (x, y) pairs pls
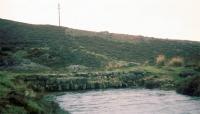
(0, 72), (68, 114)
(1, 18), (200, 71)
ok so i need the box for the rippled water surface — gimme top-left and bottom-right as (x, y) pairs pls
(56, 89), (200, 114)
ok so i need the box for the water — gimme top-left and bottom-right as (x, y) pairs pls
(56, 89), (200, 114)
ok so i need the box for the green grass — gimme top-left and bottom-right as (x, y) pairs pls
(0, 72), (14, 97)
(1, 105), (27, 114)
(0, 18), (200, 71)
(0, 71), (69, 114)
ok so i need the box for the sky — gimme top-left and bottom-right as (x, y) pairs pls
(0, 0), (200, 41)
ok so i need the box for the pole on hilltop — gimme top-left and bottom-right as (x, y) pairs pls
(58, 3), (61, 26)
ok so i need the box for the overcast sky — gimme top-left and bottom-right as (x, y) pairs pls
(1, 0), (200, 41)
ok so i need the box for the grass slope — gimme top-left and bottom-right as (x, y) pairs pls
(0, 71), (69, 114)
(0, 18), (200, 71)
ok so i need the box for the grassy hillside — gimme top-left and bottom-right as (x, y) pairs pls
(0, 18), (200, 71)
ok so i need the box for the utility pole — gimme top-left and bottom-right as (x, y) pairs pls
(58, 3), (61, 26)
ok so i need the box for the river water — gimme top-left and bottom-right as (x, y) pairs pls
(56, 89), (200, 114)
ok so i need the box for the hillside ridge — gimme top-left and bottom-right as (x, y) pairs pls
(0, 18), (200, 70)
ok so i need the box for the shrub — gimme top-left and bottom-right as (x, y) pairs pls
(156, 55), (166, 66)
(176, 76), (200, 96)
(168, 57), (184, 67)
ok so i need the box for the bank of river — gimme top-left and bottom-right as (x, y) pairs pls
(56, 89), (200, 114)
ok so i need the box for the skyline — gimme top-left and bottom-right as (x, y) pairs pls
(1, 0), (200, 41)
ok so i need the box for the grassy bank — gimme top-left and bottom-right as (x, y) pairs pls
(0, 72), (69, 114)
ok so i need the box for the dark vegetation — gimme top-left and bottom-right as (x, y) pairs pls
(177, 76), (200, 96)
(0, 18), (200, 113)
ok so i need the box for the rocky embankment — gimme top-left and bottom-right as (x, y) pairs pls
(18, 70), (175, 92)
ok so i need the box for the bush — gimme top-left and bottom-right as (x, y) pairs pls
(168, 57), (184, 67)
(176, 76), (200, 96)
(156, 55), (166, 66)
